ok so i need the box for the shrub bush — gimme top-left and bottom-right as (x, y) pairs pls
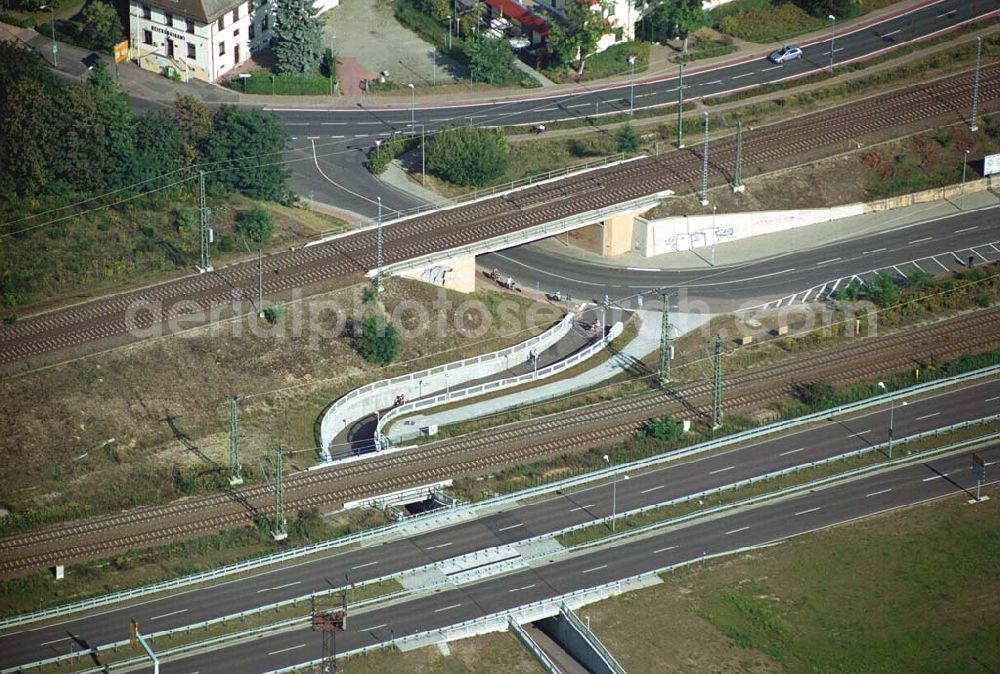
(353, 313), (401, 364)
(426, 126), (508, 187)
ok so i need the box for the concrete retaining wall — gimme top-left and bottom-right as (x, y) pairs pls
(634, 204), (864, 257)
(865, 176), (995, 211)
(318, 313), (574, 460)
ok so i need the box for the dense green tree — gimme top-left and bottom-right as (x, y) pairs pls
(77, 0), (124, 52)
(353, 313), (401, 364)
(644, 414), (683, 440)
(465, 36), (515, 85)
(272, 0), (323, 75)
(236, 207), (275, 243)
(793, 0), (855, 18)
(616, 124), (640, 152)
(172, 94), (213, 164)
(642, 0), (703, 53)
(206, 106), (293, 202)
(415, 0), (449, 21)
(426, 126), (508, 187)
(546, 0), (609, 73)
(128, 110), (188, 183)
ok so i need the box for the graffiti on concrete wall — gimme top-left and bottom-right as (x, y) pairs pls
(420, 265), (454, 286)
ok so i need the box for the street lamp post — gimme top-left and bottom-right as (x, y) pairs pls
(711, 205), (718, 266)
(828, 15), (836, 70)
(961, 149), (970, 208)
(603, 455), (628, 532)
(628, 54), (637, 115)
(42, 4), (57, 66)
(446, 16), (452, 51)
(408, 83), (415, 128)
(877, 381), (895, 458)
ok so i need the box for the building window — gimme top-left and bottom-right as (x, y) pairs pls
(217, 16), (224, 29)
(219, 41), (226, 55)
(141, 4), (150, 18)
(187, 19), (195, 33)
(233, 28), (240, 37)
(246, 0), (253, 14)
(187, 42), (196, 58)
(143, 29), (153, 44)
(232, 8), (238, 21)
(165, 12), (173, 26)
(249, 23), (255, 39)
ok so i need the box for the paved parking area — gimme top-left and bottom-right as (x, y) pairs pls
(324, 0), (461, 95)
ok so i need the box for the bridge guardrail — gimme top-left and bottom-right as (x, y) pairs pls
(2, 364), (995, 632)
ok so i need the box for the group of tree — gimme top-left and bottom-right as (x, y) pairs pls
(546, 0), (610, 73)
(0, 41), (292, 205)
(465, 35), (516, 85)
(636, 0), (704, 53)
(426, 126), (509, 187)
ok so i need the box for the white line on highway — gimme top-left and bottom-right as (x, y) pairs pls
(627, 267), (658, 272)
(703, 80), (722, 86)
(653, 545), (677, 554)
(937, 9), (957, 17)
(353, 134), (369, 137)
(268, 644), (305, 656)
(882, 28), (902, 38)
(794, 507), (822, 516)
(359, 624), (386, 632)
(538, 107), (557, 111)
(497, 523), (524, 531)
(922, 473), (949, 482)
(569, 504), (596, 512)
(915, 412), (940, 421)
(351, 561), (379, 570)
(985, 396), (1000, 402)
(307, 136), (320, 140)
(725, 526), (750, 535)
(39, 637), (72, 646)
(851, 429), (872, 436)
(731, 72), (755, 79)
(509, 584), (537, 593)
(434, 603), (462, 613)
(761, 65), (783, 72)
(909, 237), (933, 244)
(356, 121), (382, 125)
(866, 488), (892, 498)
(569, 103), (591, 108)
(581, 564), (609, 574)
(709, 465), (735, 474)
(955, 225), (979, 233)
(425, 542), (453, 551)
(780, 447), (806, 456)
(149, 608), (189, 621)
(640, 485), (665, 494)
(329, 135), (344, 138)
(865, 247), (888, 254)
(256, 581), (301, 594)
(818, 257), (841, 265)
(320, 122), (345, 125)
(285, 122), (309, 126)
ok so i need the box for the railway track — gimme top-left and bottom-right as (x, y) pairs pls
(2, 308), (998, 576)
(2, 66), (999, 367)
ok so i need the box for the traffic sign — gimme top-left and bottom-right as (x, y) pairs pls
(971, 453), (986, 483)
(51, 42), (58, 54)
(114, 40), (129, 63)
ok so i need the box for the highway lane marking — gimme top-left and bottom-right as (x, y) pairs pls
(864, 247), (888, 254)
(915, 412), (940, 421)
(703, 80), (722, 86)
(640, 485), (665, 494)
(581, 564), (609, 574)
(356, 121), (382, 125)
(39, 636), (72, 646)
(985, 396), (1000, 402)
(627, 267), (658, 271)
(731, 72), (755, 79)
(761, 65), (783, 72)
(284, 122), (309, 126)
(653, 545), (677, 554)
(866, 488), (892, 497)
(434, 603), (463, 613)
(955, 225), (979, 233)
(256, 581), (301, 593)
(497, 523), (524, 531)
(851, 429), (872, 436)
(725, 526), (750, 535)
(937, 9), (957, 17)
(794, 507), (822, 516)
(354, 134), (369, 137)
(909, 237), (933, 244)
(320, 122), (346, 125)
(569, 504), (596, 512)
(425, 542), (453, 551)
(307, 136), (320, 139)
(149, 608), (189, 621)
(779, 447), (806, 456)
(922, 472), (949, 482)
(882, 28), (902, 38)
(818, 257), (841, 265)
(538, 107), (557, 111)
(509, 584), (537, 593)
(359, 624), (387, 632)
(709, 465), (735, 474)
(329, 135), (345, 138)
(268, 644), (305, 656)
(569, 103), (591, 108)
(351, 561), (379, 569)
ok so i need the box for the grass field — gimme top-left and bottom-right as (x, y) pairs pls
(584, 490), (1000, 673)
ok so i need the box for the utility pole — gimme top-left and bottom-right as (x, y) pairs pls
(712, 335), (723, 429)
(272, 447), (287, 541)
(257, 249), (264, 317)
(658, 291), (672, 385)
(676, 63), (685, 149)
(700, 112), (710, 206)
(733, 120), (745, 193)
(376, 197), (384, 293)
(229, 396), (243, 486)
(970, 36), (981, 132)
(198, 171), (212, 272)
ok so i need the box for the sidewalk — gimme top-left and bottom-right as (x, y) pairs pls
(389, 309), (713, 442)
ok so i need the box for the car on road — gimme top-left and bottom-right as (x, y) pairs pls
(768, 45), (803, 64)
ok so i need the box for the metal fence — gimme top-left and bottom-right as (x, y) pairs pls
(508, 617), (562, 674)
(3, 364), (996, 633)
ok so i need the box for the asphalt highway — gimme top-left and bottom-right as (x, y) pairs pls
(163, 443), (1000, 673)
(4, 379), (997, 670)
(272, 0), (999, 216)
(483, 205), (1000, 308)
